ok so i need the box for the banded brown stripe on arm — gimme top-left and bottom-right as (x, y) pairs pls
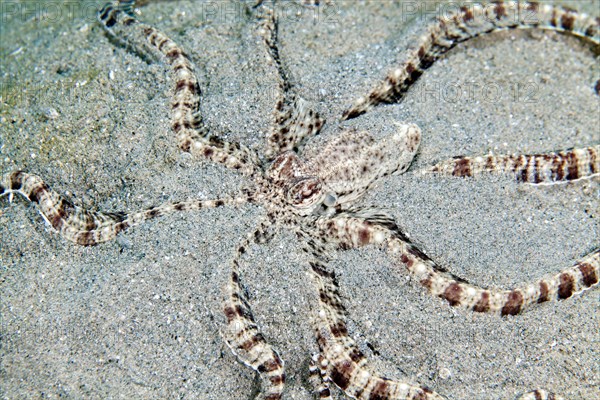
(391, 240), (599, 316)
(97, 2), (261, 176)
(421, 145), (600, 184)
(342, 1), (599, 120)
(305, 238), (444, 400)
(222, 220), (285, 400)
(1, 171), (248, 246)
(316, 213), (599, 316)
(258, 5), (325, 159)
(308, 353), (333, 400)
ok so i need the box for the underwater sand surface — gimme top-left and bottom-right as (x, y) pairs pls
(1, 1), (598, 399)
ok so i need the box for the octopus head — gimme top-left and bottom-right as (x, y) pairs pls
(285, 176), (325, 212)
(267, 150), (335, 214)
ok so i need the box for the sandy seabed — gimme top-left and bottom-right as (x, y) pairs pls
(1, 1), (598, 399)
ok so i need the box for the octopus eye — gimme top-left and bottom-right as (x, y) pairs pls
(323, 193), (337, 207)
(287, 177), (323, 208)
